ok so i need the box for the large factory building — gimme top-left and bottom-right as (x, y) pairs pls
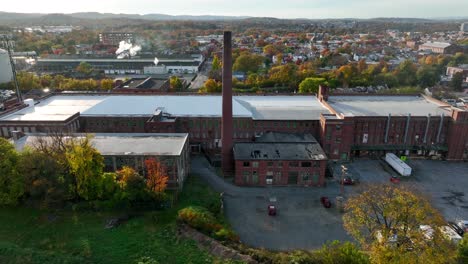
(1, 32), (467, 187)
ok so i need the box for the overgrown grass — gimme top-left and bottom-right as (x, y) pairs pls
(0, 175), (233, 264)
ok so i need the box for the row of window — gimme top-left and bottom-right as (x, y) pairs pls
(242, 161), (321, 168)
(186, 119), (315, 130)
(242, 170), (320, 184)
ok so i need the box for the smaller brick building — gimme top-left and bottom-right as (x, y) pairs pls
(14, 133), (190, 190)
(233, 133), (327, 187)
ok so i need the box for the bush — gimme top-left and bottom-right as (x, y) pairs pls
(214, 228), (239, 242)
(177, 206), (222, 234)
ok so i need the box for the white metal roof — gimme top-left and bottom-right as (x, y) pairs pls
(1, 95), (331, 121)
(0, 95), (107, 121)
(328, 95), (451, 117)
(14, 133), (188, 156)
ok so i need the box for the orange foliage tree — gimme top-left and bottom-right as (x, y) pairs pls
(145, 158), (168, 194)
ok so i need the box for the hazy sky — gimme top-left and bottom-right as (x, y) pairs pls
(1, 0), (467, 19)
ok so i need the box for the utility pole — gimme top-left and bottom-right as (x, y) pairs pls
(340, 165), (347, 196)
(2, 34), (22, 103)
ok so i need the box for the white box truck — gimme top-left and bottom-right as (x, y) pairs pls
(385, 153), (412, 177)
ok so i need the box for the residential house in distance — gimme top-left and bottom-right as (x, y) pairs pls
(446, 64), (468, 79)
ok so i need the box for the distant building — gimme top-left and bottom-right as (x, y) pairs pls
(99, 32), (135, 46)
(0, 49), (13, 84)
(461, 23), (468, 33)
(446, 64), (468, 79)
(115, 77), (170, 93)
(419, 42), (458, 54)
(34, 57), (202, 75)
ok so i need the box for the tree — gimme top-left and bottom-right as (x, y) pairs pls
(336, 65), (354, 88)
(65, 136), (104, 200)
(417, 66), (439, 88)
(232, 53), (264, 73)
(396, 60), (417, 86)
(100, 172), (119, 200)
(268, 63), (298, 88)
(343, 184), (456, 264)
(263, 44), (280, 57)
(0, 138), (23, 205)
(144, 158), (168, 194)
(20, 150), (70, 207)
(298, 77), (328, 94)
(169, 76), (184, 91)
(211, 55), (221, 71)
(117, 166), (148, 202)
(450, 72), (464, 92)
(76, 61), (93, 75)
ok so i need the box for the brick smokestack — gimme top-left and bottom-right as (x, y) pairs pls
(318, 85), (329, 102)
(221, 31), (234, 176)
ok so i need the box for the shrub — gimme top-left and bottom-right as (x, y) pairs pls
(214, 228), (239, 242)
(177, 206), (222, 234)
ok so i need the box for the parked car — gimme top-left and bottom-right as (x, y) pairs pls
(448, 221), (464, 236)
(268, 204), (277, 216)
(390, 176), (400, 184)
(340, 176), (355, 185)
(457, 220), (468, 233)
(320, 196), (331, 208)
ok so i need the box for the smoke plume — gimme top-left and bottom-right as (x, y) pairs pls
(116, 40), (141, 59)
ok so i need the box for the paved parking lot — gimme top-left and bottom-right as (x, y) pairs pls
(343, 159), (468, 221)
(191, 156), (468, 250)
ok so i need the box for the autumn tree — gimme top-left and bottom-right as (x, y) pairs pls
(0, 138), (23, 205)
(211, 55), (221, 71)
(76, 61), (93, 75)
(145, 158), (168, 194)
(263, 44), (281, 57)
(100, 79), (114, 91)
(65, 136), (104, 200)
(169, 76), (184, 91)
(336, 65), (354, 88)
(198, 78), (221, 93)
(343, 184), (457, 264)
(268, 63), (298, 88)
(232, 53), (264, 73)
(117, 166), (148, 202)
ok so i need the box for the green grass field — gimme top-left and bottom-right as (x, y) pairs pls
(0, 175), (232, 264)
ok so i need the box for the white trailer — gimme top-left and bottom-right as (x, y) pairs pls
(385, 153), (412, 176)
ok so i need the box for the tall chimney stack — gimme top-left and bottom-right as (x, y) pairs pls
(221, 31), (234, 176)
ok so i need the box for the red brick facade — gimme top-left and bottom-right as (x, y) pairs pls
(234, 159), (326, 187)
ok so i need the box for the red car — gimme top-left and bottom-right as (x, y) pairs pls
(340, 176), (355, 185)
(268, 205), (277, 216)
(320, 196), (332, 208)
(390, 176), (400, 184)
